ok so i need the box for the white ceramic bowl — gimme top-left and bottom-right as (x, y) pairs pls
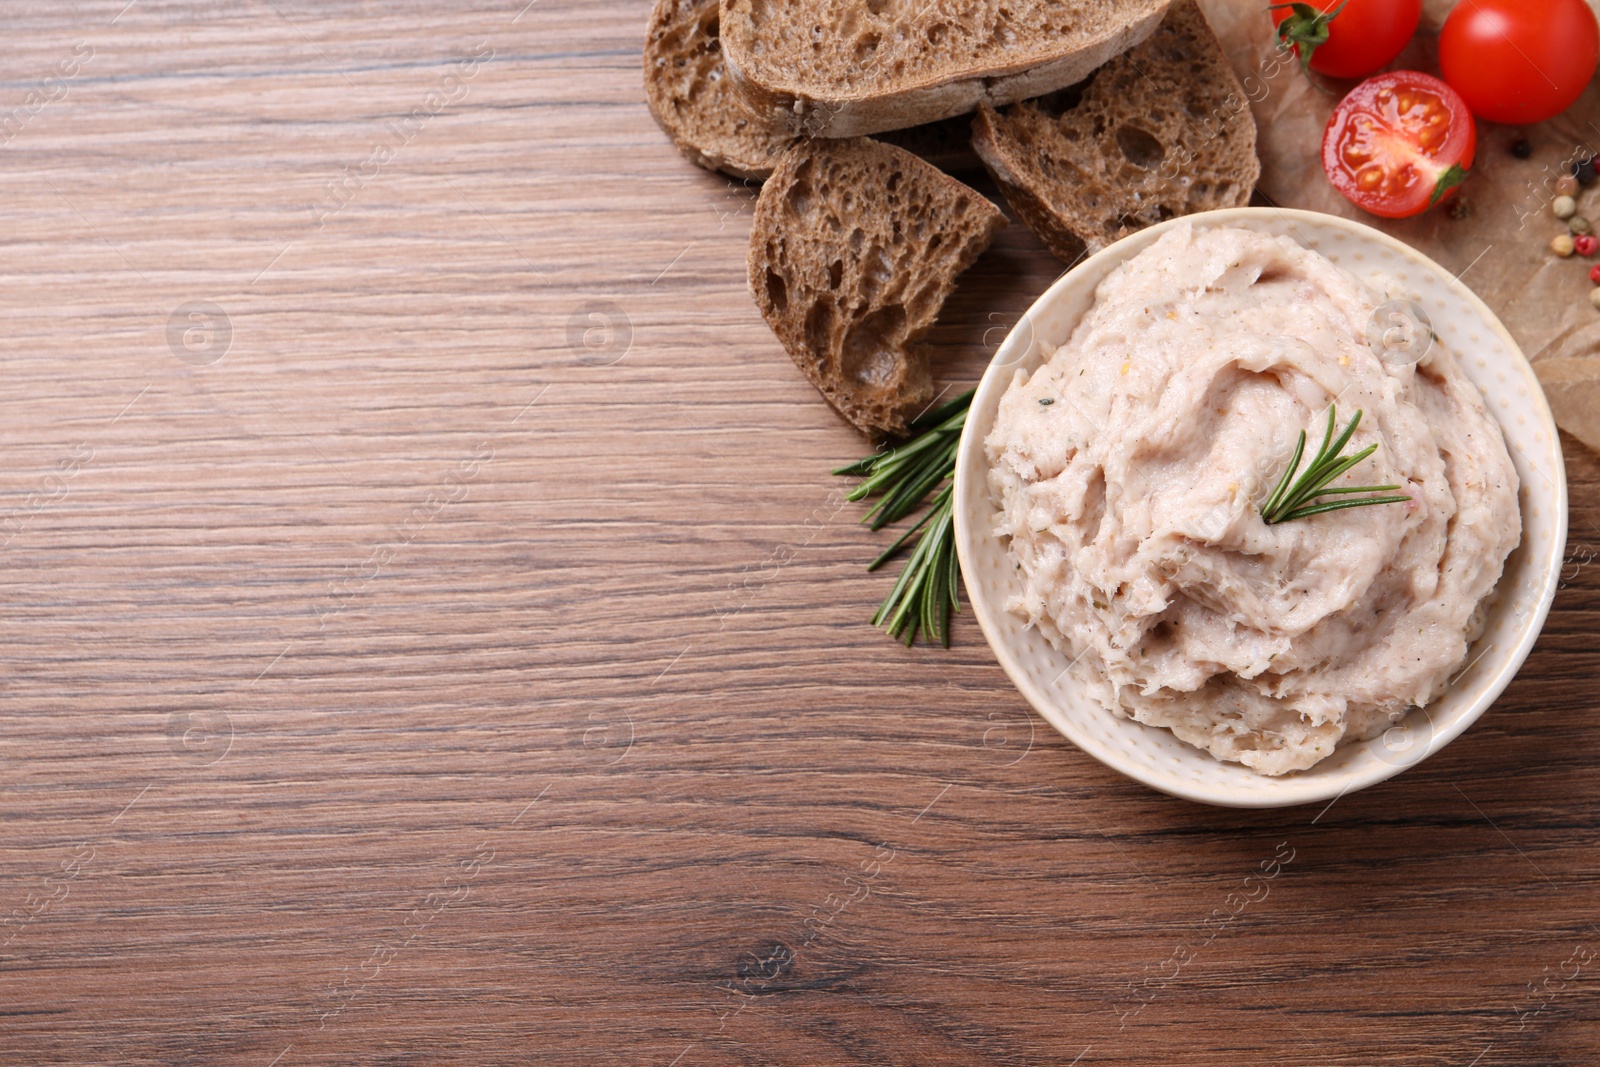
(954, 208), (1567, 808)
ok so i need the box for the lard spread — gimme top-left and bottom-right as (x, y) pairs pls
(986, 224), (1520, 775)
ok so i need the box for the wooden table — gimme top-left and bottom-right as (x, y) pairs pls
(3, 3), (1598, 1064)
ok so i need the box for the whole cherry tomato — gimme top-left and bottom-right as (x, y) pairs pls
(1271, 0), (1423, 79)
(1438, 0), (1600, 125)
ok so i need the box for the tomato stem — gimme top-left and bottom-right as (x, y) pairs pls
(1269, 0), (1353, 73)
(1429, 162), (1469, 207)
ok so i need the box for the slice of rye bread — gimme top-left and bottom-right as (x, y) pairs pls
(749, 138), (1006, 438)
(644, 0), (792, 180)
(971, 0), (1260, 263)
(643, 0), (984, 180)
(719, 0), (1171, 139)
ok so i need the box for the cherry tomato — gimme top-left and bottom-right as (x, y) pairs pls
(1438, 0), (1600, 125)
(1270, 0), (1422, 80)
(1322, 71), (1478, 219)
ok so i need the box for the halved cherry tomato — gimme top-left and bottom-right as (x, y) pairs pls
(1322, 71), (1477, 219)
(1270, 0), (1422, 80)
(1438, 0), (1600, 125)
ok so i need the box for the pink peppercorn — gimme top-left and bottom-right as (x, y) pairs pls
(1577, 235), (1600, 257)
(1592, 263), (1600, 285)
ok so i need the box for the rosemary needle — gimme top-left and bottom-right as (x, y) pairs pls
(1262, 406), (1411, 524)
(836, 390), (972, 646)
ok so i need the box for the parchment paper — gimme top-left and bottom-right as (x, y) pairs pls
(1200, 0), (1600, 452)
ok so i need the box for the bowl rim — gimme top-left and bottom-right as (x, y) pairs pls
(953, 206), (1568, 808)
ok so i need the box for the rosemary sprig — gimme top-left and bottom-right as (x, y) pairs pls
(1262, 406), (1411, 524)
(835, 389), (972, 646)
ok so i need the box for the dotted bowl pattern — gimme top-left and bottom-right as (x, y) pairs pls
(953, 208), (1568, 808)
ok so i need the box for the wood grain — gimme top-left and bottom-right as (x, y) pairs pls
(1, 2), (1597, 1065)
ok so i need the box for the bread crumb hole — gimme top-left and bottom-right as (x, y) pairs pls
(841, 304), (907, 388)
(804, 300), (834, 358)
(786, 159), (814, 218)
(1115, 125), (1165, 170)
(765, 269), (788, 314)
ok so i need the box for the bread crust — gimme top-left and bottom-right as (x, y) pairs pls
(644, 0), (991, 180)
(720, 0), (1170, 138)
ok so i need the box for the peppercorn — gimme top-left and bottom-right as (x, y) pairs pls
(1572, 216), (1594, 236)
(1576, 156), (1599, 187)
(1554, 195), (1578, 218)
(1577, 235), (1599, 257)
(1510, 137), (1533, 159)
(1591, 263), (1600, 286)
(1556, 175), (1580, 197)
(1553, 234), (1577, 257)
